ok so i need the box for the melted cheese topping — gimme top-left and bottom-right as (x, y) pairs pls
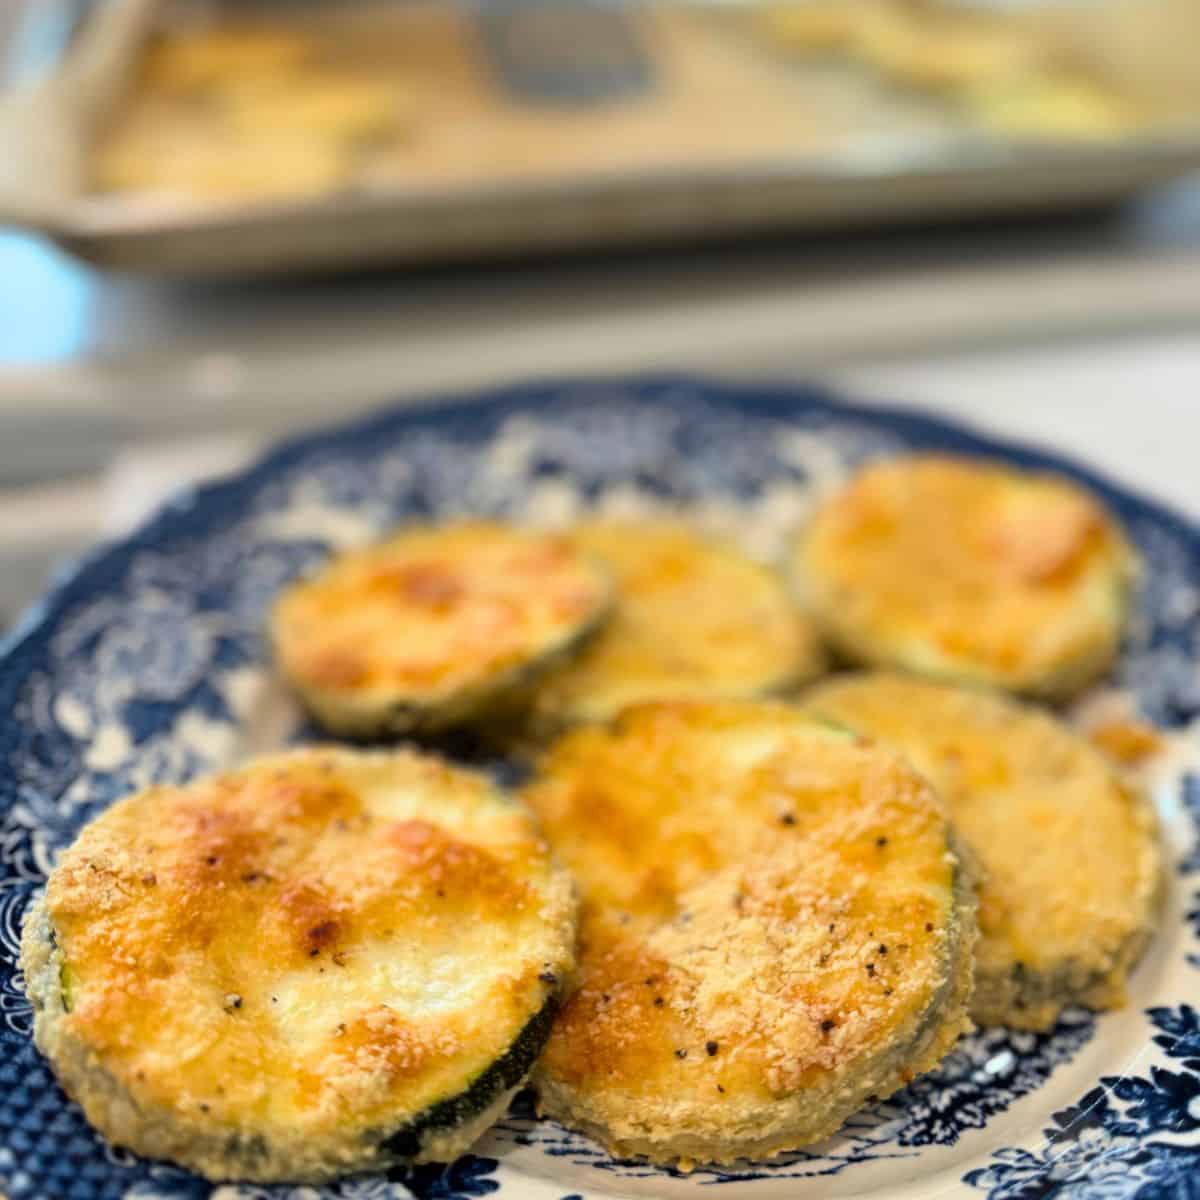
(531, 522), (824, 727)
(795, 455), (1135, 695)
(808, 675), (1161, 1002)
(45, 747), (575, 1143)
(525, 701), (962, 1139)
(271, 522), (610, 710)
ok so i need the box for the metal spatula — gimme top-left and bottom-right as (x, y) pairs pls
(475, 0), (655, 105)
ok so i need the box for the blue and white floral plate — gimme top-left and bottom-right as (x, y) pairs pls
(2, 378), (1198, 1200)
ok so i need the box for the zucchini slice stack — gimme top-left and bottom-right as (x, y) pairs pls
(20, 475), (1167, 1184)
(21, 747), (577, 1184)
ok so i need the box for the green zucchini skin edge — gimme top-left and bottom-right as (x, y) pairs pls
(790, 548), (1136, 705)
(281, 571), (615, 740)
(25, 896), (569, 1181)
(378, 990), (561, 1160)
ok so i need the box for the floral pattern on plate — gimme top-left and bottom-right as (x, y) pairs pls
(0, 378), (1196, 1200)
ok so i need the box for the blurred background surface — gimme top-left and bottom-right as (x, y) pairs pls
(2, 0), (1200, 628)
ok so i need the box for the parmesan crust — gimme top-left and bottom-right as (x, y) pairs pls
(526, 521), (826, 733)
(792, 455), (1137, 700)
(524, 700), (975, 1165)
(807, 674), (1164, 1030)
(21, 747), (577, 1182)
(270, 521), (612, 736)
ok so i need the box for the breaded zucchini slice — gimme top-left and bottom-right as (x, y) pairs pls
(806, 674), (1163, 1030)
(523, 700), (975, 1167)
(270, 521), (612, 737)
(20, 747), (577, 1183)
(525, 520), (826, 733)
(792, 455), (1137, 700)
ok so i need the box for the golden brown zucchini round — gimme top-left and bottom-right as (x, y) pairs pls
(523, 699), (975, 1167)
(792, 455), (1136, 700)
(21, 747), (577, 1183)
(270, 521), (612, 737)
(525, 520), (825, 734)
(806, 673), (1163, 1030)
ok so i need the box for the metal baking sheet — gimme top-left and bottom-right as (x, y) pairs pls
(3, 0), (1200, 277)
